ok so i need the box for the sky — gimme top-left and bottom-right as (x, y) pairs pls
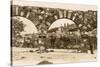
(12, 0), (97, 11)
(48, 19), (75, 30)
(12, 16), (38, 34)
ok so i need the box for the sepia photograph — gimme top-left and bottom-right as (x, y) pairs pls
(11, 0), (97, 66)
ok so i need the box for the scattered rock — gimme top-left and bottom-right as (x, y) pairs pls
(29, 50), (34, 53)
(21, 56), (25, 59)
(35, 49), (39, 51)
(40, 56), (44, 58)
(37, 60), (53, 65)
(49, 50), (54, 52)
(47, 57), (52, 59)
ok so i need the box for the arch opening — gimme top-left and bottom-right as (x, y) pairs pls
(48, 18), (78, 33)
(12, 16), (38, 35)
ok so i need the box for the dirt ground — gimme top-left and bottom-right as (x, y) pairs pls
(12, 47), (97, 66)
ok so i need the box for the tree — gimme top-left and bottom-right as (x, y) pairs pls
(12, 18), (25, 47)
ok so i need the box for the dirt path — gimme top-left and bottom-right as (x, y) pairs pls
(12, 47), (96, 66)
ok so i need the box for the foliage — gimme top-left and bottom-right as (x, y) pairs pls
(12, 18), (25, 46)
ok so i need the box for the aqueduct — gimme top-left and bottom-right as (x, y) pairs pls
(11, 5), (97, 32)
(11, 5), (97, 54)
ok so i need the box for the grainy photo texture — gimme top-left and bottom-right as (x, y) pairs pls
(11, 0), (97, 66)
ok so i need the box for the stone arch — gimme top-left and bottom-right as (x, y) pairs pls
(48, 18), (77, 30)
(12, 16), (38, 34)
(11, 5), (97, 33)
